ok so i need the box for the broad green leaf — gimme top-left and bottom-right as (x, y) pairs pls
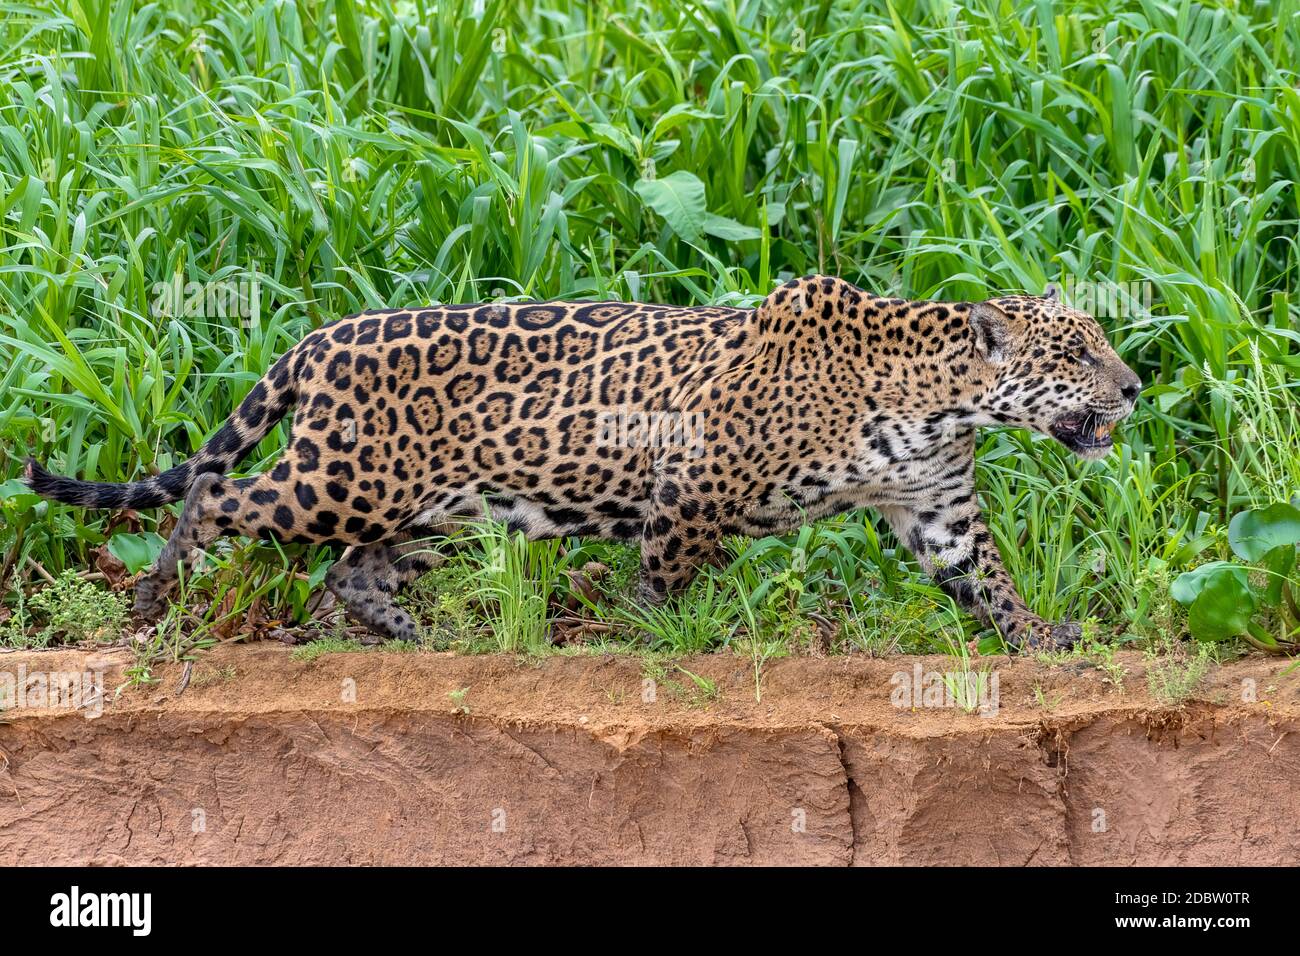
(1228, 503), (1300, 562)
(1170, 562), (1250, 606)
(702, 213), (760, 241)
(634, 171), (706, 242)
(1187, 572), (1257, 642)
(1, 478), (39, 511)
(107, 531), (167, 575)
(308, 560), (333, 590)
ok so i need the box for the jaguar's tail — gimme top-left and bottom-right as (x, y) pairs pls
(25, 351), (299, 510)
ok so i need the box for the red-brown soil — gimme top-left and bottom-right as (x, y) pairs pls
(1, 645), (1297, 865)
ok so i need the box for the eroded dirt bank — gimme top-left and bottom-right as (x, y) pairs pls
(1, 645), (1297, 865)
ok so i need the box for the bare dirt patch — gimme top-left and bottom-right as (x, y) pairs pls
(1, 646), (1296, 865)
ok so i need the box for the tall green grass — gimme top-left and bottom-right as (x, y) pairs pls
(0, 0), (1296, 653)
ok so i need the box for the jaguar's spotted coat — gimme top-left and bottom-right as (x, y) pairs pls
(27, 275), (1140, 649)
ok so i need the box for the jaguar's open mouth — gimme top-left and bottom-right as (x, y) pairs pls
(1049, 410), (1123, 459)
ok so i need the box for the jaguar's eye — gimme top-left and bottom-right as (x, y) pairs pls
(1075, 347), (1098, 367)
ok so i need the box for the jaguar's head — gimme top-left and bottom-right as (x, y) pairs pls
(969, 288), (1141, 460)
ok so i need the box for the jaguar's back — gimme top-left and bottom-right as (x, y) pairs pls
(280, 299), (750, 543)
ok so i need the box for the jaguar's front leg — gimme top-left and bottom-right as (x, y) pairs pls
(880, 498), (1081, 651)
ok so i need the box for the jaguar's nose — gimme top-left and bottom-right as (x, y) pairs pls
(1119, 370), (1141, 403)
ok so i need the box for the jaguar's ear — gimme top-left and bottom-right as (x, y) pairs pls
(1042, 283), (1060, 302)
(971, 302), (1013, 364)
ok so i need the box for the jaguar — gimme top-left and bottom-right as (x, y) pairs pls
(27, 275), (1140, 649)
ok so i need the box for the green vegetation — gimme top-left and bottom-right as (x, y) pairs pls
(1170, 501), (1300, 653)
(0, 0), (1297, 667)
(0, 568), (127, 647)
(291, 636), (369, 662)
(1145, 636), (1214, 706)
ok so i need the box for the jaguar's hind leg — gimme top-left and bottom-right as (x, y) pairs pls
(325, 529), (449, 641)
(134, 472), (233, 619)
(135, 469), (349, 621)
